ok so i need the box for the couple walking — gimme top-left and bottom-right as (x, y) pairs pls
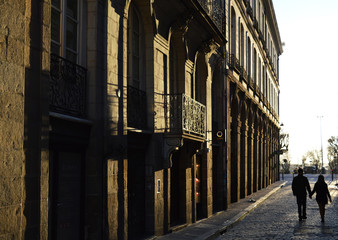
(292, 168), (332, 222)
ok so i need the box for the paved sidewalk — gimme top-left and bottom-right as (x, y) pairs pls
(155, 181), (286, 240)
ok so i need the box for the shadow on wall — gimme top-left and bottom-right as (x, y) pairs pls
(23, 0), (50, 238)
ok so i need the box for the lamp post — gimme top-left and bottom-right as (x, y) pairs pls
(317, 116), (324, 174)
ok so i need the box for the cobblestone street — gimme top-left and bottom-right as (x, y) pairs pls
(216, 175), (338, 240)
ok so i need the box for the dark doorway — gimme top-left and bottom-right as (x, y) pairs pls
(195, 155), (203, 220)
(170, 151), (184, 227)
(50, 150), (84, 240)
(49, 117), (90, 240)
(128, 132), (148, 239)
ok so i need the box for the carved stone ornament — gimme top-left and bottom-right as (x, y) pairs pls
(163, 137), (183, 168)
(171, 14), (193, 35)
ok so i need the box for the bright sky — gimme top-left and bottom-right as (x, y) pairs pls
(273, 0), (338, 165)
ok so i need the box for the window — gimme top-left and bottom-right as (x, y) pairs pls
(230, 8), (236, 56)
(128, 6), (144, 90)
(51, 0), (80, 63)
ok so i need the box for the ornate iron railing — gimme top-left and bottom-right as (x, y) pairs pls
(268, 55), (272, 64)
(240, 66), (248, 83)
(154, 93), (206, 138)
(246, 5), (253, 20)
(127, 85), (147, 130)
(259, 30), (264, 41)
(253, 18), (259, 31)
(196, 0), (225, 36)
(248, 76), (254, 90)
(263, 39), (267, 51)
(229, 54), (241, 73)
(50, 54), (86, 118)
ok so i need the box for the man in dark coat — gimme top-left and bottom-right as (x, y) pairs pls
(292, 168), (312, 221)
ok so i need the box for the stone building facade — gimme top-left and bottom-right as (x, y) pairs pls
(0, 0), (282, 239)
(224, 0), (282, 205)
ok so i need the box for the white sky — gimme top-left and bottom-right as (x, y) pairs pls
(273, 0), (338, 165)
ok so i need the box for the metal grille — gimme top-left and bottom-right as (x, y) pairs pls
(240, 66), (248, 83)
(154, 93), (206, 138)
(49, 54), (86, 118)
(127, 85), (148, 130)
(197, 0), (225, 36)
(229, 54), (241, 73)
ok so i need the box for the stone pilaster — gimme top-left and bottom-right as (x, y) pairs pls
(240, 121), (248, 198)
(247, 125), (254, 195)
(230, 118), (241, 203)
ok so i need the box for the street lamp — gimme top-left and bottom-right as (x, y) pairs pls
(317, 116), (324, 174)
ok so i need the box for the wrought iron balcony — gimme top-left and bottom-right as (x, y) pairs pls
(259, 30), (264, 41)
(49, 54), (87, 118)
(127, 85), (147, 130)
(154, 93), (206, 139)
(263, 39), (267, 51)
(248, 76), (254, 90)
(229, 54), (241, 73)
(240, 66), (248, 83)
(246, 5), (253, 20)
(253, 18), (259, 31)
(268, 55), (272, 64)
(196, 0), (225, 36)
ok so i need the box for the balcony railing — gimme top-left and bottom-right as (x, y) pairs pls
(229, 54), (241, 73)
(154, 93), (206, 139)
(259, 30), (264, 41)
(197, 0), (225, 36)
(50, 54), (87, 118)
(253, 18), (259, 31)
(246, 5), (253, 20)
(240, 66), (248, 83)
(127, 85), (147, 130)
(248, 76), (254, 90)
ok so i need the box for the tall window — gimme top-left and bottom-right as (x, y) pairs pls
(51, 0), (79, 63)
(240, 24), (244, 66)
(247, 37), (251, 79)
(253, 48), (257, 84)
(128, 7), (144, 89)
(230, 8), (236, 56)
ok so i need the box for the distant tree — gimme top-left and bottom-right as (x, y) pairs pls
(301, 156), (306, 168)
(279, 131), (290, 173)
(303, 150), (321, 172)
(280, 151), (291, 174)
(327, 136), (338, 171)
(279, 132), (289, 153)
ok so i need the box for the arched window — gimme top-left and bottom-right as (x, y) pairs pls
(127, 6), (145, 90)
(240, 24), (245, 66)
(247, 37), (251, 79)
(127, 5), (147, 129)
(258, 57), (261, 91)
(253, 48), (257, 85)
(195, 53), (207, 104)
(231, 8), (236, 56)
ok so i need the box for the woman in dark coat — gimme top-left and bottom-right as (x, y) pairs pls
(310, 175), (332, 222)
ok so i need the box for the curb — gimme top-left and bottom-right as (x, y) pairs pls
(205, 181), (287, 240)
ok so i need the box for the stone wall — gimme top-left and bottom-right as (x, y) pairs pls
(0, 0), (26, 238)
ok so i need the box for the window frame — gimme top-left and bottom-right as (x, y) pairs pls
(51, 0), (83, 64)
(127, 5), (145, 91)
